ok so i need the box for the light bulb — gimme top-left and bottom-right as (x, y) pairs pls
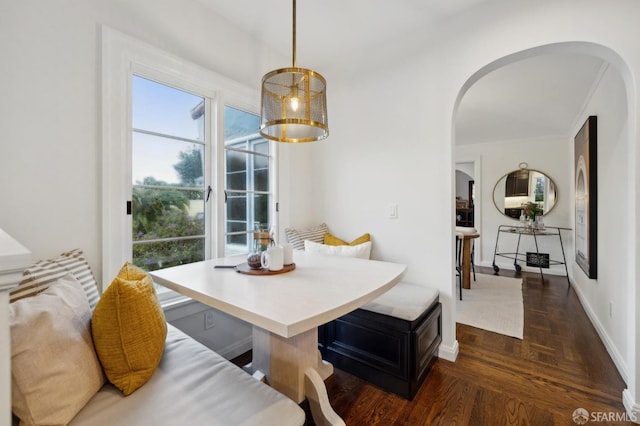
(290, 96), (299, 112)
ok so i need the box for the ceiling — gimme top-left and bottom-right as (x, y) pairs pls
(455, 54), (605, 145)
(196, 0), (606, 145)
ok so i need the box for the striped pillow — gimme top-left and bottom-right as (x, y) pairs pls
(10, 249), (100, 309)
(285, 223), (329, 250)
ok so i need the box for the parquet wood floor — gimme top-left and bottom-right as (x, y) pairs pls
(233, 267), (630, 425)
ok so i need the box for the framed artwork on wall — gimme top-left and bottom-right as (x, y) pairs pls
(574, 116), (597, 279)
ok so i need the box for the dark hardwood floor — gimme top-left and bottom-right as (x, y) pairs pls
(233, 267), (629, 425)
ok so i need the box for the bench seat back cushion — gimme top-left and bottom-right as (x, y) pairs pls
(10, 248), (100, 308)
(70, 324), (305, 426)
(10, 274), (105, 425)
(285, 223), (328, 250)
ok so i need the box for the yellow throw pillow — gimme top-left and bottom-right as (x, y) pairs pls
(91, 262), (167, 396)
(324, 232), (371, 246)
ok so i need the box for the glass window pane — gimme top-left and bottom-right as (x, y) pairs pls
(226, 149), (246, 172)
(227, 171), (246, 191)
(224, 105), (260, 141)
(133, 238), (204, 272)
(226, 233), (247, 248)
(253, 140), (269, 155)
(224, 105), (271, 254)
(226, 193), (247, 222)
(254, 167), (269, 192)
(132, 188), (204, 241)
(225, 233), (249, 256)
(253, 193), (270, 226)
(226, 150), (247, 190)
(132, 133), (203, 187)
(254, 153), (269, 169)
(226, 221), (247, 234)
(132, 75), (204, 141)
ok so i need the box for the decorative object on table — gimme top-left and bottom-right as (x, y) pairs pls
(246, 253), (262, 269)
(248, 224), (274, 269)
(235, 262), (296, 276)
(522, 201), (543, 221)
(574, 115), (598, 279)
(281, 242), (294, 265)
(526, 252), (550, 268)
(259, 0), (328, 143)
(254, 224), (273, 251)
(261, 246), (284, 271)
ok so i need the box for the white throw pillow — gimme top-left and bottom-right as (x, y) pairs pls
(304, 240), (372, 259)
(10, 274), (105, 425)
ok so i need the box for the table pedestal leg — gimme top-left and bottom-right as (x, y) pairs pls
(305, 368), (345, 426)
(462, 239), (472, 289)
(252, 326), (343, 425)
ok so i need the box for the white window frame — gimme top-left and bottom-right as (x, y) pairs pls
(101, 26), (277, 295)
(224, 130), (274, 255)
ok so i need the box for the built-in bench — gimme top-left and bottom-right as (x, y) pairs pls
(318, 282), (441, 400)
(0, 238), (305, 426)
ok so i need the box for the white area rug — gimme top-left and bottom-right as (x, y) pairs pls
(456, 273), (524, 339)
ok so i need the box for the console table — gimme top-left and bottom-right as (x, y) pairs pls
(491, 225), (570, 284)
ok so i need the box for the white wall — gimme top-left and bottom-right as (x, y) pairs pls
(570, 64), (630, 377)
(2, 0), (640, 416)
(0, 0), (311, 280)
(312, 0), (640, 414)
(0, 0), (311, 358)
(456, 136), (572, 277)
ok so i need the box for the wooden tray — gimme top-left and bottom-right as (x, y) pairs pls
(235, 262), (296, 275)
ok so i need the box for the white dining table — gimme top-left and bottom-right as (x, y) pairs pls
(150, 250), (406, 426)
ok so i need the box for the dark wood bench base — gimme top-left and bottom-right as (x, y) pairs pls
(318, 299), (442, 400)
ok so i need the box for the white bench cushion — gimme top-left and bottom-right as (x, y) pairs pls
(360, 282), (439, 321)
(69, 324), (305, 426)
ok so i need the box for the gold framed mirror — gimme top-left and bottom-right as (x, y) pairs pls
(492, 167), (558, 220)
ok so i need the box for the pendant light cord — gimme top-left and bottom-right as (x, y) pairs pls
(292, 0), (296, 67)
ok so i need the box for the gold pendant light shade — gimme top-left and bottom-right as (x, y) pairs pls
(259, 0), (328, 143)
(260, 67), (328, 143)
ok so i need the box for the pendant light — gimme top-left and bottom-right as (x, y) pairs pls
(260, 0), (329, 143)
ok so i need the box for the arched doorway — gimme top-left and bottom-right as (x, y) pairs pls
(451, 41), (636, 415)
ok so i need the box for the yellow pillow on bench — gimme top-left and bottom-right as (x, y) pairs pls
(324, 232), (371, 246)
(91, 262), (167, 396)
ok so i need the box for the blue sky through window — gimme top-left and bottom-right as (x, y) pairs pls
(132, 76), (261, 184)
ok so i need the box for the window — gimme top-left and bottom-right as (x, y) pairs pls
(223, 106), (272, 256)
(131, 76), (207, 277)
(102, 27), (276, 295)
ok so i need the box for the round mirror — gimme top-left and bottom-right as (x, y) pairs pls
(492, 168), (558, 220)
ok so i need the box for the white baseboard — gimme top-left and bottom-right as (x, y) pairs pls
(623, 389), (640, 424)
(438, 339), (459, 362)
(217, 335), (253, 361)
(571, 281), (628, 383)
